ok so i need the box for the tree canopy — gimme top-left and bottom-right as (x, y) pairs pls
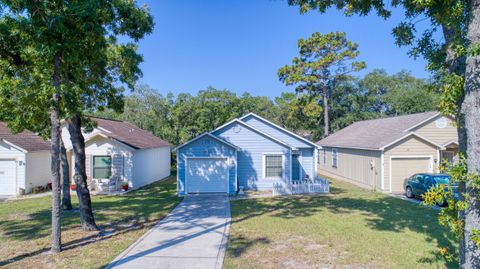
(0, 0), (154, 251)
(97, 70), (438, 144)
(278, 32), (366, 136)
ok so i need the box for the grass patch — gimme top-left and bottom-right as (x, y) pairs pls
(0, 176), (181, 269)
(225, 178), (456, 269)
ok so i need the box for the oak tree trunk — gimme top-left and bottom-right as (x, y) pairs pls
(442, 24), (468, 265)
(323, 90), (329, 137)
(50, 52), (62, 253)
(60, 138), (72, 211)
(461, 0), (480, 267)
(68, 114), (98, 231)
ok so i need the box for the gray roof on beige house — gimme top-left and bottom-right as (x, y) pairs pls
(317, 111), (441, 150)
(0, 122), (50, 152)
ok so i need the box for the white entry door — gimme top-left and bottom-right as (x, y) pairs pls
(186, 158), (228, 194)
(0, 159), (17, 195)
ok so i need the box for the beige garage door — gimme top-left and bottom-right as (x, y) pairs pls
(391, 157), (431, 194)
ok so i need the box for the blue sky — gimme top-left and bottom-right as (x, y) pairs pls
(135, 0), (432, 98)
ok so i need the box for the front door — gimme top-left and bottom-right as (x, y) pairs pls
(441, 151), (455, 165)
(292, 154), (301, 181)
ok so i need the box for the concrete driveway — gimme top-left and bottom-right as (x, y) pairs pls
(390, 193), (441, 210)
(106, 194), (231, 269)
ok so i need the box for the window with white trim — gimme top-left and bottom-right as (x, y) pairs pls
(323, 149), (327, 165)
(265, 155), (283, 178)
(332, 149), (338, 168)
(93, 156), (112, 179)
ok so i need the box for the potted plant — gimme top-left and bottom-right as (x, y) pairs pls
(70, 184), (77, 191)
(121, 182), (129, 191)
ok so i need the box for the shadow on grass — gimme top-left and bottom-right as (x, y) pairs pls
(227, 235), (270, 258)
(227, 181), (457, 268)
(0, 177), (181, 267)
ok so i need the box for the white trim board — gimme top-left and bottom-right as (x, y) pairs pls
(379, 132), (444, 151)
(403, 112), (441, 131)
(289, 150), (292, 182)
(319, 145), (382, 151)
(234, 150), (238, 192)
(388, 155), (433, 193)
(380, 152), (385, 191)
(443, 139), (459, 147)
(0, 139), (28, 153)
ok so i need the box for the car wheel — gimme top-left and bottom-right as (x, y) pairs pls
(405, 187), (414, 198)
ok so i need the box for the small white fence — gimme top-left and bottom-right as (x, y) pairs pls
(272, 177), (330, 196)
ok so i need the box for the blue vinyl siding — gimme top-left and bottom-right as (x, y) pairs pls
(241, 115), (312, 148)
(177, 135), (236, 196)
(176, 114), (318, 196)
(213, 122), (291, 190)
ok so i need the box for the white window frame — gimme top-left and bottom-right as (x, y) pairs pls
(332, 148), (338, 168)
(323, 149), (327, 165)
(92, 155), (112, 179)
(263, 153), (285, 179)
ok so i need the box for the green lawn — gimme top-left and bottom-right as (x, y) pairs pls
(0, 176), (181, 269)
(225, 178), (456, 269)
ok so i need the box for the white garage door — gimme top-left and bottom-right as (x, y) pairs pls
(0, 159), (17, 195)
(187, 158), (228, 193)
(391, 157), (432, 193)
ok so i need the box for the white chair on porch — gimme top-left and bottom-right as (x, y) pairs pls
(107, 176), (121, 194)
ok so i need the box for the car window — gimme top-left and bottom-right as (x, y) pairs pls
(433, 176), (450, 185)
(424, 175), (435, 186)
(416, 175), (425, 184)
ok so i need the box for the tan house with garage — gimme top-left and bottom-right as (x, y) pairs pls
(317, 111), (458, 194)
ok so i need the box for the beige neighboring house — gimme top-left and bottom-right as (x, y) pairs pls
(62, 117), (171, 192)
(0, 122), (51, 196)
(317, 111), (458, 194)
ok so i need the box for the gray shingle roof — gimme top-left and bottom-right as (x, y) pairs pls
(317, 111), (439, 150)
(0, 122), (50, 152)
(92, 117), (171, 149)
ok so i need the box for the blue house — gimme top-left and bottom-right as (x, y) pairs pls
(175, 113), (320, 196)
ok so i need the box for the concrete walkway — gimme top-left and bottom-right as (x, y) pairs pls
(106, 194), (231, 269)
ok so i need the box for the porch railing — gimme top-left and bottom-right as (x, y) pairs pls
(272, 177), (330, 196)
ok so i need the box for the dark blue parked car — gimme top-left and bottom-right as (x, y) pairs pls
(404, 173), (457, 206)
